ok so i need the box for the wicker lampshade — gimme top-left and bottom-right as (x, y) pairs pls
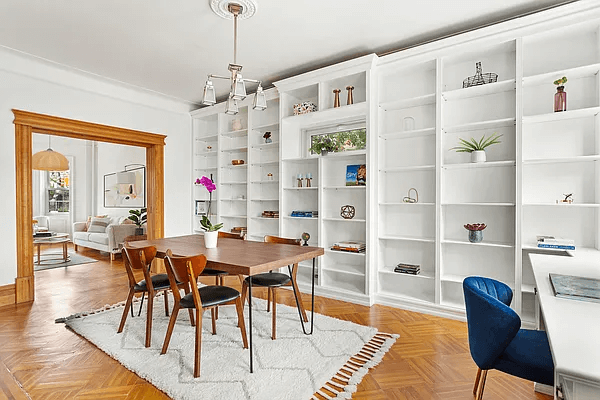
(32, 148), (69, 171)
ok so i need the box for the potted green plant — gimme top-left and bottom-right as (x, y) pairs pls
(128, 208), (147, 235)
(450, 132), (502, 163)
(309, 135), (338, 156)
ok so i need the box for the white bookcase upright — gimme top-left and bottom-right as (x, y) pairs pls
(275, 54), (378, 305)
(190, 89), (280, 239)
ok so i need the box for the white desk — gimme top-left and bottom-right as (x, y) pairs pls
(530, 249), (600, 400)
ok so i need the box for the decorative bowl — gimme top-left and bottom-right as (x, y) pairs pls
(231, 159), (245, 165)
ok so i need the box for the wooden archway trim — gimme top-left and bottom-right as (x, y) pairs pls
(13, 109), (166, 304)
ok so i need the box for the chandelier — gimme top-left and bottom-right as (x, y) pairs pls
(201, 0), (266, 114)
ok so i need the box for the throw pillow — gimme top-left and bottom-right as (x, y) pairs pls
(88, 216), (111, 233)
(84, 214), (109, 232)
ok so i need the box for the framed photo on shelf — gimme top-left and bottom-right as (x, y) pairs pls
(346, 164), (366, 186)
(195, 200), (208, 216)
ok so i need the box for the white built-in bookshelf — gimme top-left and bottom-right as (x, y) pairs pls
(190, 3), (600, 325)
(191, 89), (280, 240)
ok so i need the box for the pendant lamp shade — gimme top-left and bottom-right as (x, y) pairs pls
(32, 148), (69, 171)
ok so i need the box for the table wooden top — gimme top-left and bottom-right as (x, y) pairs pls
(128, 234), (324, 276)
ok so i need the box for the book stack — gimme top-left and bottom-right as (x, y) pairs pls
(231, 226), (247, 236)
(331, 240), (366, 253)
(261, 210), (279, 219)
(537, 235), (575, 251)
(291, 210), (318, 218)
(394, 263), (420, 275)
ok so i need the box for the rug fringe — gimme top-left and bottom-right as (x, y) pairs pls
(313, 332), (399, 399)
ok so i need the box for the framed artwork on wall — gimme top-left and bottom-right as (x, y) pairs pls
(103, 166), (146, 208)
(195, 200), (208, 216)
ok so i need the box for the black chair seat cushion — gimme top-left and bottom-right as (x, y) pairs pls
(494, 329), (554, 386)
(180, 285), (240, 309)
(201, 268), (229, 277)
(244, 272), (291, 287)
(134, 273), (170, 291)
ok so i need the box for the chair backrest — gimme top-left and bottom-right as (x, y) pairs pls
(463, 276), (521, 370)
(122, 245), (157, 289)
(164, 249), (208, 285)
(165, 249), (208, 308)
(264, 235), (301, 246)
(218, 231), (244, 239)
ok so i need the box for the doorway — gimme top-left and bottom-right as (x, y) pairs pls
(13, 110), (166, 304)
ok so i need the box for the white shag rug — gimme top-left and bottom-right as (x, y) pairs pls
(59, 293), (398, 400)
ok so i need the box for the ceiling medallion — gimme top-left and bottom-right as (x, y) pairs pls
(210, 0), (257, 20)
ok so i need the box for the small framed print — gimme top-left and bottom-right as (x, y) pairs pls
(195, 200), (207, 215)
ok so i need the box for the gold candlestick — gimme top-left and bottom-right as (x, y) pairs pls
(333, 89), (341, 108)
(346, 85), (354, 105)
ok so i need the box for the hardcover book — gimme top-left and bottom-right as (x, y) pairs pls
(346, 164), (366, 186)
(550, 273), (600, 304)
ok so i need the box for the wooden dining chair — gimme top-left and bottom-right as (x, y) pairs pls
(161, 249), (248, 378)
(117, 245), (189, 348)
(201, 230), (245, 319)
(240, 235), (309, 340)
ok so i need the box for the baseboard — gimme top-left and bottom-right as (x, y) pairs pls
(534, 383), (554, 396)
(295, 283), (373, 306)
(0, 284), (16, 308)
(375, 293), (467, 322)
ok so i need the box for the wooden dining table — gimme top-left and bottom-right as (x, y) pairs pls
(128, 234), (324, 372)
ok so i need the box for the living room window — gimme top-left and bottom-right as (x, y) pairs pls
(47, 170), (70, 213)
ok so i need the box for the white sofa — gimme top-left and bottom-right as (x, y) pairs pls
(72, 217), (138, 260)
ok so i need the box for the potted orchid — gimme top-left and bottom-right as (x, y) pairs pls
(195, 176), (222, 248)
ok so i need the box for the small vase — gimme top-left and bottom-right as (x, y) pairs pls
(135, 227), (144, 236)
(554, 86), (567, 112)
(471, 150), (486, 163)
(468, 230), (483, 243)
(204, 230), (218, 248)
(321, 150), (328, 156)
(346, 85), (354, 105)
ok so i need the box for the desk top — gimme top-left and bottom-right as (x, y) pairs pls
(530, 249), (600, 383)
(128, 234), (324, 276)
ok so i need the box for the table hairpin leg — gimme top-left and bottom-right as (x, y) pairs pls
(137, 293), (145, 317)
(289, 257), (315, 335)
(248, 276), (254, 373)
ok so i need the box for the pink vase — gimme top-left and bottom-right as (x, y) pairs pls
(554, 86), (567, 112)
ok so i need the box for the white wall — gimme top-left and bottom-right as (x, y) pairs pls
(0, 47), (194, 286)
(96, 142), (146, 219)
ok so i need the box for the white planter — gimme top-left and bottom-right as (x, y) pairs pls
(203, 230), (218, 248)
(471, 150), (486, 163)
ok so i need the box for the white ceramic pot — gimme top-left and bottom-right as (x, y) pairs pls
(471, 150), (486, 163)
(203, 230), (218, 248)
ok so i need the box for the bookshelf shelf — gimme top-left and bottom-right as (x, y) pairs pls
(442, 239), (514, 249)
(380, 165), (435, 172)
(443, 117), (515, 134)
(379, 93), (436, 111)
(442, 79), (515, 101)
(522, 62), (600, 87)
(523, 155), (600, 165)
(221, 129), (248, 138)
(523, 106), (600, 124)
(379, 235), (435, 243)
(380, 127), (436, 140)
(442, 160), (515, 169)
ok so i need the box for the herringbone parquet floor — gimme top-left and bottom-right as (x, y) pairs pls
(0, 245), (552, 399)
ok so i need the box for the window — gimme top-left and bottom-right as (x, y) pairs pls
(47, 171), (70, 213)
(308, 128), (367, 155)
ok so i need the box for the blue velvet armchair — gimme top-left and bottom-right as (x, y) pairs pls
(463, 276), (554, 399)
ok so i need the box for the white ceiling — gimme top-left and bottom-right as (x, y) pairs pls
(0, 0), (572, 105)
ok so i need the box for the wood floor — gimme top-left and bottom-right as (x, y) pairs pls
(0, 245), (552, 400)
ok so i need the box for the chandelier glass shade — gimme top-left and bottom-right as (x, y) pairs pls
(201, 2), (266, 114)
(32, 136), (69, 171)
